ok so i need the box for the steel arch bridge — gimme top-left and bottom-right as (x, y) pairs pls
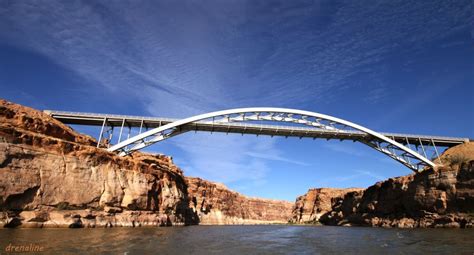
(102, 107), (440, 172)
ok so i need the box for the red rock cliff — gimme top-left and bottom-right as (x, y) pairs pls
(294, 143), (474, 228)
(290, 188), (363, 224)
(0, 99), (195, 227)
(186, 177), (293, 224)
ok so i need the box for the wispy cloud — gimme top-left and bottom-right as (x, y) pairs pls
(169, 133), (274, 184)
(166, 133), (310, 184)
(245, 152), (310, 167)
(364, 81), (391, 104)
(323, 142), (367, 157)
(1, 1), (470, 110)
(331, 170), (387, 183)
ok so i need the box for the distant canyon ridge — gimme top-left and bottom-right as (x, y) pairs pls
(0, 99), (473, 228)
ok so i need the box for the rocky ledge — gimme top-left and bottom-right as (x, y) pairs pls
(292, 143), (474, 228)
(0, 99), (292, 228)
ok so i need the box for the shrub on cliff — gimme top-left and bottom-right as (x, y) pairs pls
(446, 154), (470, 168)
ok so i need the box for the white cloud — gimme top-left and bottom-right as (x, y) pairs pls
(245, 151), (310, 167)
(323, 142), (367, 157)
(169, 133), (274, 184)
(1, 0), (470, 110)
(332, 170), (387, 183)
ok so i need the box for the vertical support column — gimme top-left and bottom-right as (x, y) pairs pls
(108, 126), (114, 148)
(418, 137), (428, 159)
(389, 136), (399, 159)
(118, 118), (125, 143)
(211, 117), (215, 133)
(431, 139), (441, 164)
(404, 137), (411, 165)
(97, 117), (107, 148)
(138, 119), (144, 134)
(404, 137), (411, 148)
(127, 125), (131, 140)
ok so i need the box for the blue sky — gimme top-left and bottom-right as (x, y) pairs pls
(1, 0), (473, 201)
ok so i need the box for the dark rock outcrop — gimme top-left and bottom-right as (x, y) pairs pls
(294, 142), (474, 228)
(290, 188), (363, 224)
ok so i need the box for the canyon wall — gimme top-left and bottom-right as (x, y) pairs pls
(290, 188), (362, 224)
(187, 177), (292, 224)
(293, 143), (474, 228)
(0, 99), (292, 227)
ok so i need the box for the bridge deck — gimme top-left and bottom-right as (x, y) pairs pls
(44, 110), (470, 147)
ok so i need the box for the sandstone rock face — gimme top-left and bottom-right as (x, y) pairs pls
(186, 177), (293, 224)
(297, 143), (474, 228)
(0, 118), (193, 227)
(290, 188), (363, 224)
(0, 99), (294, 227)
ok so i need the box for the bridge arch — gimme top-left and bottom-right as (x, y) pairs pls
(107, 107), (436, 172)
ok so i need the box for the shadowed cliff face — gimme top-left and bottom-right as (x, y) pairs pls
(0, 99), (292, 228)
(293, 143), (474, 228)
(289, 188), (363, 224)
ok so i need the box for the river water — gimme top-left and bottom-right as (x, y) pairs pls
(1, 225), (473, 254)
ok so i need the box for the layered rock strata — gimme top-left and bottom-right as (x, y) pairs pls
(187, 177), (293, 224)
(293, 143), (474, 228)
(290, 188), (363, 224)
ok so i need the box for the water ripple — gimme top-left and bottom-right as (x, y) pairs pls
(0, 226), (473, 254)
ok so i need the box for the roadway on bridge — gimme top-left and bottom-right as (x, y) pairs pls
(44, 110), (469, 147)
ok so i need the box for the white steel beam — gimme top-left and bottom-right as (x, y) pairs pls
(107, 107), (437, 171)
